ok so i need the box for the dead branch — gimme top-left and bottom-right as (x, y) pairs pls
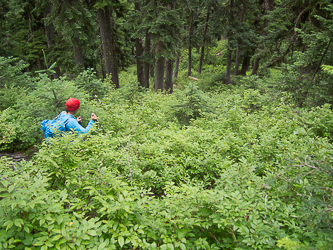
(188, 76), (200, 81)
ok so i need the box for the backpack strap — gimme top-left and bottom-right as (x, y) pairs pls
(53, 112), (62, 121)
(64, 118), (75, 131)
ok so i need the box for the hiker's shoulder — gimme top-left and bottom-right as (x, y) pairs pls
(59, 111), (73, 120)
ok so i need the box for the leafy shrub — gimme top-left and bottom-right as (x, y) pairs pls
(0, 85), (27, 111)
(74, 68), (110, 100)
(197, 73), (226, 92)
(302, 104), (333, 140)
(2, 130), (332, 249)
(0, 56), (31, 88)
(2, 73), (94, 150)
(169, 82), (212, 125)
(0, 109), (17, 150)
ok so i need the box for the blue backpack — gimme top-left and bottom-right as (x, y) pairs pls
(41, 112), (74, 139)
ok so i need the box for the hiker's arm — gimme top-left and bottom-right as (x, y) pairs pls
(66, 118), (95, 134)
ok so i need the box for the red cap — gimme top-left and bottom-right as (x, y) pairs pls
(66, 98), (80, 111)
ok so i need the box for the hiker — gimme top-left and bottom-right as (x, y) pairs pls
(41, 98), (98, 139)
(62, 98), (98, 134)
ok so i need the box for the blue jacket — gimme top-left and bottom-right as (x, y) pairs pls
(59, 111), (95, 134)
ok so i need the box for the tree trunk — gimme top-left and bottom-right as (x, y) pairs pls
(108, 9), (119, 88)
(234, 2), (245, 76)
(97, 9), (112, 77)
(154, 42), (165, 92)
(198, 10), (210, 74)
(143, 29), (151, 88)
(225, 0), (234, 84)
(240, 55), (251, 76)
(97, 7), (119, 88)
(73, 37), (85, 70)
(174, 52), (179, 78)
(164, 58), (173, 94)
(225, 47), (232, 85)
(43, 4), (60, 79)
(150, 37), (155, 79)
(251, 56), (260, 75)
(136, 37), (144, 87)
(188, 12), (193, 76)
(251, 0), (274, 75)
(234, 47), (241, 76)
(311, 37), (332, 82)
(135, 2), (144, 87)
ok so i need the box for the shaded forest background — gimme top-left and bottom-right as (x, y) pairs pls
(1, 0), (333, 98)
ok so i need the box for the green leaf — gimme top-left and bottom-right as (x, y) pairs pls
(5, 220), (14, 231)
(40, 218), (45, 226)
(34, 241), (45, 246)
(81, 234), (90, 240)
(49, 62), (57, 70)
(87, 230), (97, 236)
(18, 200), (27, 206)
(51, 235), (62, 242)
(118, 236), (124, 248)
(24, 226), (30, 233)
(14, 219), (23, 228)
(98, 241), (107, 250)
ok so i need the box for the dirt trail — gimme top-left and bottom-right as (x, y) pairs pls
(0, 153), (30, 162)
(0, 153), (31, 170)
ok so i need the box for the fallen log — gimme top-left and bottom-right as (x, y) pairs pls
(188, 76), (200, 81)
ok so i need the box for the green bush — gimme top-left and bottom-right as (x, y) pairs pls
(169, 82), (212, 125)
(0, 56), (31, 88)
(74, 68), (111, 100)
(2, 73), (94, 150)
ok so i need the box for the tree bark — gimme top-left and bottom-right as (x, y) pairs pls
(225, 0), (234, 85)
(136, 37), (144, 87)
(150, 35), (155, 79)
(311, 37), (332, 82)
(174, 52), (179, 78)
(43, 3), (60, 79)
(198, 10), (210, 74)
(188, 12), (193, 76)
(251, 0), (274, 75)
(251, 55), (260, 75)
(143, 29), (151, 88)
(225, 47), (232, 85)
(73, 37), (85, 70)
(150, 63), (154, 78)
(97, 7), (119, 88)
(154, 42), (165, 92)
(240, 55), (251, 75)
(234, 3), (246, 76)
(164, 58), (173, 93)
(234, 47), (241, 76)
(135, 2), (144, 87)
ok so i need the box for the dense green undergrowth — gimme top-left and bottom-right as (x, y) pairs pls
(1, 56), (333, 249)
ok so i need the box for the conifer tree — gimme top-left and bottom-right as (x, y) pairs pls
(46, 0), (97, 73)
(42, 2), (61, 78)
(251, 0), (274, 75)
(134, 1), (145, 87)
(3, 0), (47, 72)
(198, 3), (210, 74)
(140, 0), (181, 92)
(95, 0), (129, 88)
